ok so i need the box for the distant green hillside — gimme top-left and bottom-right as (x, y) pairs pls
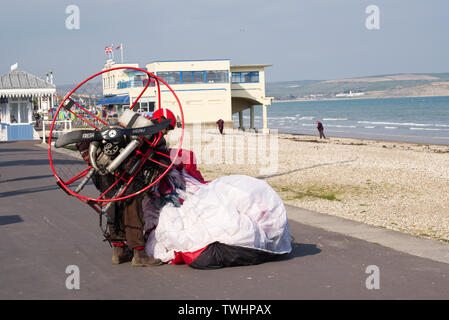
(57, 81), (103, 97)
(266, 73), (449, 100)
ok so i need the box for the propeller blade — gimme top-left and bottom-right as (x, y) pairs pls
(55, 119), (171, 148)
(125, 119), (172, 137)
(54, 130), (102, 148)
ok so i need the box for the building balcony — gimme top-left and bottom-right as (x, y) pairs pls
(117, 79), (155, 89)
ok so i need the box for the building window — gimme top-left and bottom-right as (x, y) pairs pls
(231, 71), (259, 83)
(156, 70), (229, 85)
(135, 102), (155, 114)
(10, 102), (29, 124)
(134, 75), (146, 86)
(142, 78), (156, 87)
(180, 72), (192, 83)
(157, 72), (169, 83)
(182, 71), (204, 84)
(168, 72), (181, 84)
(20, 102), (29, 123)
(206, 71), (228, 83)
(117, 81), (129, 89)
(10, 103), (19, 123)
(193, 71), (203, 83)
(156, 71), (181, 84)
(231, 72), (241, 83)
(117, 77), (156, 89)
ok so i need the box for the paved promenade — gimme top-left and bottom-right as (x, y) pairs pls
(1, 141), (448, 299)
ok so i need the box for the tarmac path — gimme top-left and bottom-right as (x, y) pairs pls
(1, 141), (449, 300)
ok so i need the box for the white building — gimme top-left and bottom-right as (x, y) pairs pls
(100, 59), (273, 132)
(0, 64), (56, 141)
(335, 91), (365, 98)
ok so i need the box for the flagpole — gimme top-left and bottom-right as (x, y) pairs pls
(121, 43), (124, 64)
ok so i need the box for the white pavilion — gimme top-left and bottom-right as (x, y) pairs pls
(0, 64), (56, 141)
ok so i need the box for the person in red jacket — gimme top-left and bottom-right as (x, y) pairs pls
(216, 119), (224, 134)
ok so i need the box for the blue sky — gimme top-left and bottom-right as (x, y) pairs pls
(1, 0), (448, 84)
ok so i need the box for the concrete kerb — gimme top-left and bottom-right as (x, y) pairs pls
(285, 204), (449, 265)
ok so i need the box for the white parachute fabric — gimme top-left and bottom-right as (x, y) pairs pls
(144, 174), (291, 263)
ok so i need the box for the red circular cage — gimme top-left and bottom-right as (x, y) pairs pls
(48, 67), (185, 214)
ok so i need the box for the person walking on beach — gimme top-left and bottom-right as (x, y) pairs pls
(316, 121), (326, 139)
(216, 119), (224, 134)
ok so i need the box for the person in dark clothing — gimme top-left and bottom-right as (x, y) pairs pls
(75, 109), (179, 267)
(75, 108), (182, 267)
(76, 140), (164, 267)
(316, 121), (326, 139)
(216, 119), (224, 134)
(34, 112), (41, 128)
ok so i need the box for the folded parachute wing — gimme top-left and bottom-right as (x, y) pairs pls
(144, 174), (292, 269)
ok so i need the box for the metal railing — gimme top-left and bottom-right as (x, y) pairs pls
(42, 120), (72, 144)
(117, 79), (155, 89)
(70, 117), (117, 128)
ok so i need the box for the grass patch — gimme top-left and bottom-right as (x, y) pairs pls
(419, 233), (431, 238)
(273, 181), (394, 203)
(276, 185), (341, 201)
(294, 192), (339, 201)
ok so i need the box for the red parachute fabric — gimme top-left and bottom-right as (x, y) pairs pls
(170, 148), (208, 184)
(170, 245), (209, 265)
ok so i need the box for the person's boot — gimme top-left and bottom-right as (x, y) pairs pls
(132, 247), (163, 267)
(112, 243), (132, 265)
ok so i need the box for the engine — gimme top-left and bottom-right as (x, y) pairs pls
(88, 109), (154, 175)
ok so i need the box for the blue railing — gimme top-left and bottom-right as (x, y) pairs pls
(117, 79), (155, 89)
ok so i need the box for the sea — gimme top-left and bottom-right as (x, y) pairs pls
(232, 96), (449, 145)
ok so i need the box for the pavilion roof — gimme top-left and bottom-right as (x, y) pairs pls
(0, 68), (56, 98)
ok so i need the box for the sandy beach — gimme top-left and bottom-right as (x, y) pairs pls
(176, 129), (449, 243)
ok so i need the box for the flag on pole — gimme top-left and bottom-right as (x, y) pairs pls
(104, 46), (113, 54)
(115, 43), (124, 63)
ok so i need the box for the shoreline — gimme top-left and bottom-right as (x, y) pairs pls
(278, 131), (449, 147)
(235, 95), (449, 147)
(225, 126), (449, 147)
(272, 93), (449, 103)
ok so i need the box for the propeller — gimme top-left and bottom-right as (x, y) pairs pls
(54, 119), (172, 148)
(54, 130), (102, 148)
